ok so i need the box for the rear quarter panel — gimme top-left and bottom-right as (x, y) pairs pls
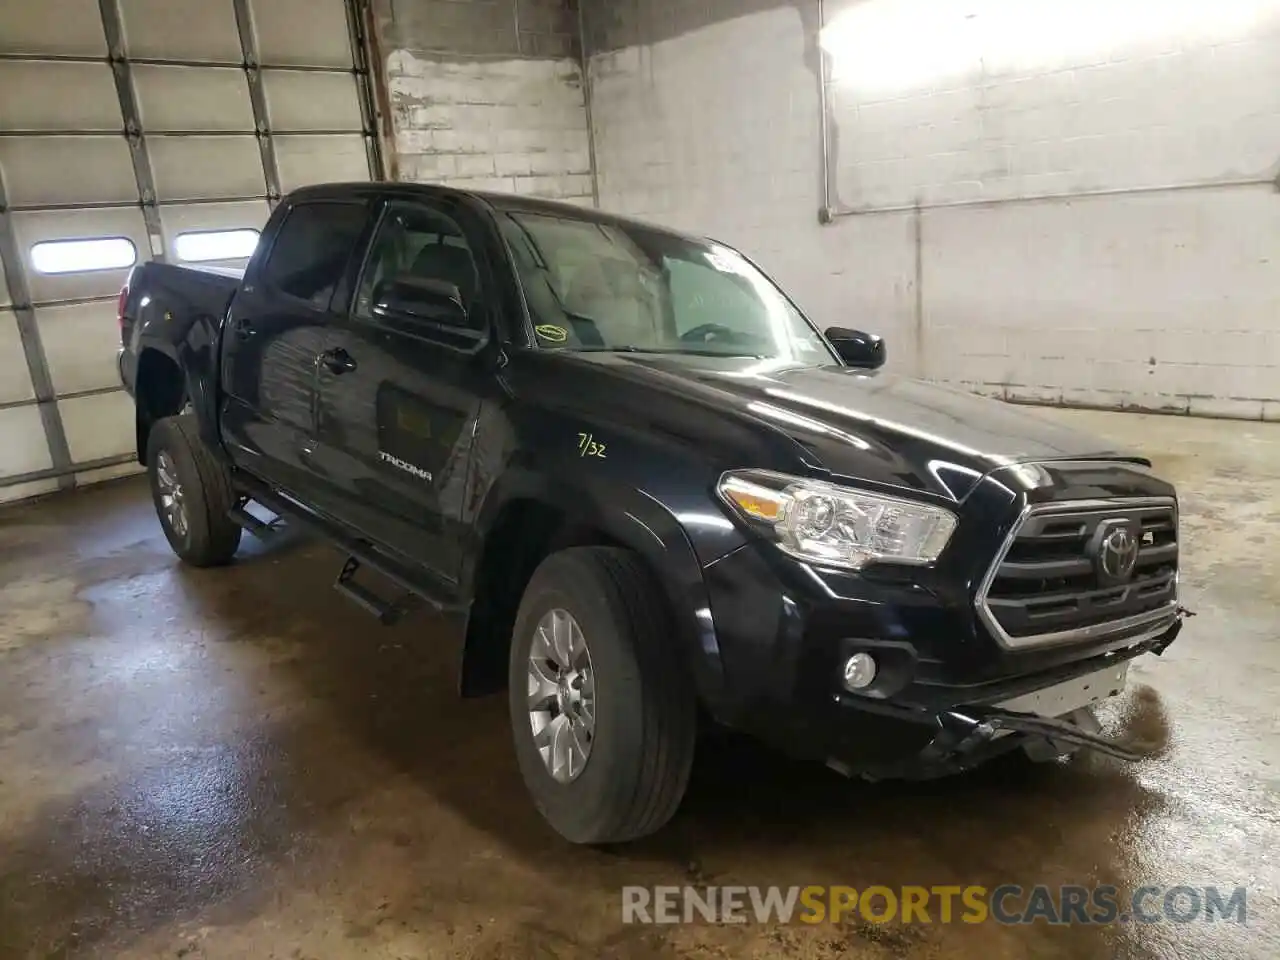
(126, 261), (241, 450)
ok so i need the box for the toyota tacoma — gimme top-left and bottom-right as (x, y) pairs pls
(117, 182), (1187, 843)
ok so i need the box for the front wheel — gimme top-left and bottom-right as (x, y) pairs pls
(508, 547), (697, 844)
(146, 414), (242, 567)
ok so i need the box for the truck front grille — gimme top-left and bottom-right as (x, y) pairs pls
(977, 498), (1178, 648)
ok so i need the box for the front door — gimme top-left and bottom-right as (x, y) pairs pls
(310, 197), (496, 585)
(220, 198), (370, 495)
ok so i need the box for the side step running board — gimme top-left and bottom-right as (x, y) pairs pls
(228, 504), (284, 539)
(333, 555), (417, 626)
(230, 475), (460, 622)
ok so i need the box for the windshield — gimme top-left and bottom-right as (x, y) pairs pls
(500, 211), (837, 362)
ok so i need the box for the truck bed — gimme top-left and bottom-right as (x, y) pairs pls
(119, 260), (245, 398)
(122, 260), (241, 348)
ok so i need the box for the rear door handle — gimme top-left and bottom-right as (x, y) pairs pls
(233, 319), (255, 340)
(319, 347), (357, 375)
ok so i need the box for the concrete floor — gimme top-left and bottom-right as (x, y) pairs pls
(1, 409), (1277, 959)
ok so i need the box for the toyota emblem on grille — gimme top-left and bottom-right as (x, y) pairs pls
(1095, 523), (1140, 582)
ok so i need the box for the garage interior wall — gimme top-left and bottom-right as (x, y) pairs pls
(0, 0), (381, 505)
(581, 0), (1280, 420)
(375, 0), (594, 203)
(4, 0), (1277, 509)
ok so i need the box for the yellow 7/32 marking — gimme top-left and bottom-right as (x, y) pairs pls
(577, 432), (607, 458)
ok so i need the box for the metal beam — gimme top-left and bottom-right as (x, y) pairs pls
(2, 53), (370, 75)
(22, 294), (126, 311)
(816, 0), (835, 223)
(0, 453), (137, 491)
(0, 183), (75, 490)
(827, 177), (1280, 219)
(345, 0), (387, 181)
(0, 52), (240, 68)
(98, 0), (166, 261)
(5, 194), (270, 214)
(231, 0), (284, 207)
(577, 0), (600, 208)
(0, 127), (362, 139)
(0, 385), (127, 412)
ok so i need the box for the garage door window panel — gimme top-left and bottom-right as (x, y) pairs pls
(176, 228), (260, 263)
(0, 0), (376, 495)
(30, 236), (138, 275)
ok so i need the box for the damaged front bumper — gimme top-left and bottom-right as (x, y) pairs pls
(842, 608), (1192, 781)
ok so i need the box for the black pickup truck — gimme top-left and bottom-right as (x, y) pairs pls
(118, 182), (1186, 843)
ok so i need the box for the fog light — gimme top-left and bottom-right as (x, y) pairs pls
(842, 653), (877, 690)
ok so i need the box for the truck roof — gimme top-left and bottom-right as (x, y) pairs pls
(284, 181), (704, 243)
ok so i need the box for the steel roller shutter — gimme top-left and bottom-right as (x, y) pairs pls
(0, 0), (382, 503)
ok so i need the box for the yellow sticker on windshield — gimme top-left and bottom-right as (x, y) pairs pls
(536, 324), (568, 343)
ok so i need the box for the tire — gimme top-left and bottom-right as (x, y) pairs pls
(508, 546), (697, 844)
(146, 414), (242, 567)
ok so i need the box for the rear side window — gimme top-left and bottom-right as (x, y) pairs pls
(260, 201), (367, 307)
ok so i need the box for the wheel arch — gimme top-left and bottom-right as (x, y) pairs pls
(132, 339), (221, 465)
(458, 471), (727, 714)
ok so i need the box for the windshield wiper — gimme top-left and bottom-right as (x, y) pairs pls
(579, 346), (767, 359)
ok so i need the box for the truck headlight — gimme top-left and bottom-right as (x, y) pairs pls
(717, 469), (957, 570)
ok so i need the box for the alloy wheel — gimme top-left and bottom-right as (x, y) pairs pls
(155, 450), (189, 540)
(527, 608), (596, 783)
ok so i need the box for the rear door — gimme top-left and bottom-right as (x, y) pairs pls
(220, 198), (370, 494)
(309, 196), (496, 583)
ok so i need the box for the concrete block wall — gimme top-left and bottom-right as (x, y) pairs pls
(374, 0), (593, 202)
(582, 0), (1280, 420)
(825, 0), (1280, 209)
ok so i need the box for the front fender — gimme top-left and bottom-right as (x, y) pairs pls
(465, 467), (736, 716)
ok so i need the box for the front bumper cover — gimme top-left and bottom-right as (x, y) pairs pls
(839, 609), (1191, 780)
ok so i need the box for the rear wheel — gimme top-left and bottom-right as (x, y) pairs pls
(508, 546), (697, 844)
(146, 414), (241, 567)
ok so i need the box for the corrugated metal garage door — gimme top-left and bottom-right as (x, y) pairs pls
(0, 0), (382, 504)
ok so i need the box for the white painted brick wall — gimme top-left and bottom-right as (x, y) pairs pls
(387, 51), (593, 202)
(919, 187), (1280, 416)
(589, 2), (1280, 419)
(826, 0), (1280, 209)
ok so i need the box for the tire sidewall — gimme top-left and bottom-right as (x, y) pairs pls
(508, 561), (647, 844)
(147, 421), (200, 559)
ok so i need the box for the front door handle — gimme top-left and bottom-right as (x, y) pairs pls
(233, 319), (255, 340)
(319, 347), (357, 375)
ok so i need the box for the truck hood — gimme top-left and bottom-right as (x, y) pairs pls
(566, 353), (1139, 500)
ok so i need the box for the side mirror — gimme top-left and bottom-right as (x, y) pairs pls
(825, 327), (885, 369)
(372, 275), (468, 329)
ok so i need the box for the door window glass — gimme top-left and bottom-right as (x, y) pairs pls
(354, 204), (481, 327)
(261, 201), (367, 307)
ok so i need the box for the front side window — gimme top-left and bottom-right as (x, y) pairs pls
(261, 201), (367, 307)
(499, 212), (834, 362)
(354, 203), (481, 327)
